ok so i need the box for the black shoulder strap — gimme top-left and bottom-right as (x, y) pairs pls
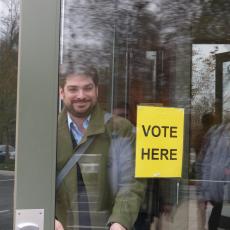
(56, 112), (112, 190)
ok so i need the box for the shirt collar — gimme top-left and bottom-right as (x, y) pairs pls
(67, 113), (91, 131)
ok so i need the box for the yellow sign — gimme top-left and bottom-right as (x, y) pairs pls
(135, 106), (184, 178)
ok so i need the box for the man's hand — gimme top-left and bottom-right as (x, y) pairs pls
(109, 223), (126, 230)
(55, 219), (64, 230)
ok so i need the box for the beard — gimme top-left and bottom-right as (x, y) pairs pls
(65, 100), (96, 118)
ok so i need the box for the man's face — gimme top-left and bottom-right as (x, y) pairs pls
(60, 74), (98, 118)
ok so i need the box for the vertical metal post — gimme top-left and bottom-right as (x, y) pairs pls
(15, 0), (60, 229)
(111, 23), (116, 113)
(110, 0), (118, 113)
(124, 39), (129, 118)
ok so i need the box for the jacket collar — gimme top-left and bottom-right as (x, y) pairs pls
(58, 104), (106, 144)
(87, 103), (105, 136)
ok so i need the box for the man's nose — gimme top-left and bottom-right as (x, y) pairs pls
(76, 89), (85, 99)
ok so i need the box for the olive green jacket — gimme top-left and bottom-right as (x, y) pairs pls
(56, 104), (146, 230)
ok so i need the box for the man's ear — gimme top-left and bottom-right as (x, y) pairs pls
(59, 87), (64, 100)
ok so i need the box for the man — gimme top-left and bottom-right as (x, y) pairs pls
(55, 64), (146, 230)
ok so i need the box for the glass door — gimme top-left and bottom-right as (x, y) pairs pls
(58, 1), (190, 230)
(58, 1), (230, 230)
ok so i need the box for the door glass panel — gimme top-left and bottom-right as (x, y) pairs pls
(0, 0), (19, 229)
(57, 1), (230, 230)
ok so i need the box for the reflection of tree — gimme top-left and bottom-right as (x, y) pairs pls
(192, 46), (218, 117)
(193, 0), (230, 41)
(62, 0), (202, 66)
(0, 0), (19, 147)
(62, 0), (203, 110)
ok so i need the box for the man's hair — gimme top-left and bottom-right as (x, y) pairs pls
(59, 63), (99, 88)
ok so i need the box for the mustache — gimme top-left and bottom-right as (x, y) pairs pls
(71, 99), (90, 103)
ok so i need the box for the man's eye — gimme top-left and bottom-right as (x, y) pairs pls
(68, 88), (77, 92)
(84, 86), (93, 91)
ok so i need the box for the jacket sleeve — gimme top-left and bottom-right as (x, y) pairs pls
(107, 121), (146, 230)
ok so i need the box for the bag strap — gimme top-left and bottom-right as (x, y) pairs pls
(56, 136), (95, 189)
(56, 112), (112, 190)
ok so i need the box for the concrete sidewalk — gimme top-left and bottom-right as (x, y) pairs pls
(0, 170), (15, 176)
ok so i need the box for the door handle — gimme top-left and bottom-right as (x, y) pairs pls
(17, 222), (39, 230)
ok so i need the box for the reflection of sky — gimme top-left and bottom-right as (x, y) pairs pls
(193, 44), (230, 58)
(0, 1), (13, 38)
(0, 1), (8, 17)
(0, 1), (7, 37)
(223, 61), (230, 114)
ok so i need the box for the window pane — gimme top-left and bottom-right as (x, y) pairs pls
(57, 1), (230, 230)
(0, 0), (19, 229)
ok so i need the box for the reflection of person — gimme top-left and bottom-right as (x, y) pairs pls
(198, 121), (230, 230)
(113, 102), (129, 119)
(55, 64), (146, 230)
(194, 113), (216, 157)
(195, 112), (217, 230)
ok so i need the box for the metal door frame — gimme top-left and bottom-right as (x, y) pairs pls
(15, 0), (60, 229)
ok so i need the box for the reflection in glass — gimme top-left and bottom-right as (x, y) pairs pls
(192, 45), (230, 230)
(223, 61), (230, 121)
(192, 45), (230, 119)
(58, 0), (230, 229)
(0, 0), (19, 229)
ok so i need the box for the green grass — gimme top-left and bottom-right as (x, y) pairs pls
(0, 159), (15, 171)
